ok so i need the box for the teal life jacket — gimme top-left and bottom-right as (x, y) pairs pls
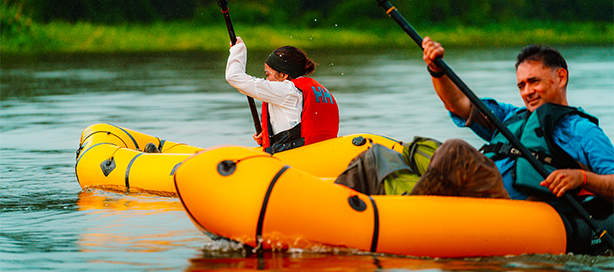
(480, 103), (598, 196)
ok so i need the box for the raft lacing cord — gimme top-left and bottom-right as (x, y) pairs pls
(100, 146), (125, 175)
(107, 146), (123, 161)
(221, 153), (279, 166)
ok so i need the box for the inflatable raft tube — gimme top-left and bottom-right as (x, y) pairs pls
(75, 123), (207, 194)
(174, 146), (569, 258)
(75, 123), (404, 194)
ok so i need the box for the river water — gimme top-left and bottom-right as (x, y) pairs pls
(1, 46), (613, 271)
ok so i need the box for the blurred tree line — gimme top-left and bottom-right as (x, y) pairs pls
(4, 0), (613, 26)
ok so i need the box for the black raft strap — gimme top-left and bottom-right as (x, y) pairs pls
(125, 153), (144, 189)
(480, 142), (513, 161)
(479, 142), (513, 154)
(109, 123), (140, 150)
(368, 196), (380, 252)
(255, 165), (290, 249)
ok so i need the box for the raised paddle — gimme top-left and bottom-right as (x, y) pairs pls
(373, 0), (613, 249)
(218, 0), (263, 136)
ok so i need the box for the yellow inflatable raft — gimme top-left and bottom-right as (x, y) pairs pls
(75, 123), (403, 194)
(173, 146), (569, 258)
(76, 123), (610, 257)
(75, 123), (205, 194)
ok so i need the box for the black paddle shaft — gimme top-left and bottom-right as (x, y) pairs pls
(218, 0), (262, 135)
(374, 0), (613, 249)
(218, 0), (237, 45)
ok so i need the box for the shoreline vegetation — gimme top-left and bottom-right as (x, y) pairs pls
(3, 0), (612, 56)
(3, 21), (613, 56)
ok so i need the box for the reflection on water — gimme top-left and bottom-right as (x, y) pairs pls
(1, 46), (613, 271)
(74, 190), (210, 269)
(190, 252), (427, 271)
(76, 190), (184, 212)
(187, 250), (614, 271)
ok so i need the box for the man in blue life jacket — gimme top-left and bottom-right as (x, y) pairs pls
(409, 37), (614, 204)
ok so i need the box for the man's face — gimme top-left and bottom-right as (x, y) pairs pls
(516, 60), (568, 112)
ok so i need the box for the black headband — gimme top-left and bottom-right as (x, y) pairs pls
(265, 52), (305, 78)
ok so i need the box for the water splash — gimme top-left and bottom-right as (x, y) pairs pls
(202, 239), (247, 253)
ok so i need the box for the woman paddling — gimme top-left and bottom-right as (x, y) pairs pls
(226, 37), (339, 154)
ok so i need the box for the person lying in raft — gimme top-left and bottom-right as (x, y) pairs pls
(225, 37), (339, 154)
(410, 37), (614, 203)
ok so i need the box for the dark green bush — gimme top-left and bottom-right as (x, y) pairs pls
(1, 4), (32, 38)
(6, 0), (613, 26)
(12, 0), (195, 24)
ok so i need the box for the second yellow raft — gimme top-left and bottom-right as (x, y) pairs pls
(75, 123), (404, 194)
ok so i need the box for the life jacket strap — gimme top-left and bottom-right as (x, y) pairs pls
(480, 143), (557, 167)
(264, 123), (305, 154)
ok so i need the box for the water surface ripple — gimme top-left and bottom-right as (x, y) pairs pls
(1, 47), (612, 271)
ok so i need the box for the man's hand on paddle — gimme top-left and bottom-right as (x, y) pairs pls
(421, 37), (472, 119)
(540, 169), (585, 197)
(422, 37), (445, 73)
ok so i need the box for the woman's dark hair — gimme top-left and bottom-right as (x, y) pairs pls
(267, 46), (315, 79)
(515, 45), (568, 72)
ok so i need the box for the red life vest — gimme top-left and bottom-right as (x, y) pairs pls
(261, 77), (339, 153)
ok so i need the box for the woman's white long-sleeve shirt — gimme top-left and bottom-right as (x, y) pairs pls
(225, 43), (303, 135)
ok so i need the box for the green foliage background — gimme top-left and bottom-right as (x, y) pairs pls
(8, 0), (613, 25)
(2, 0), (613, 54)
